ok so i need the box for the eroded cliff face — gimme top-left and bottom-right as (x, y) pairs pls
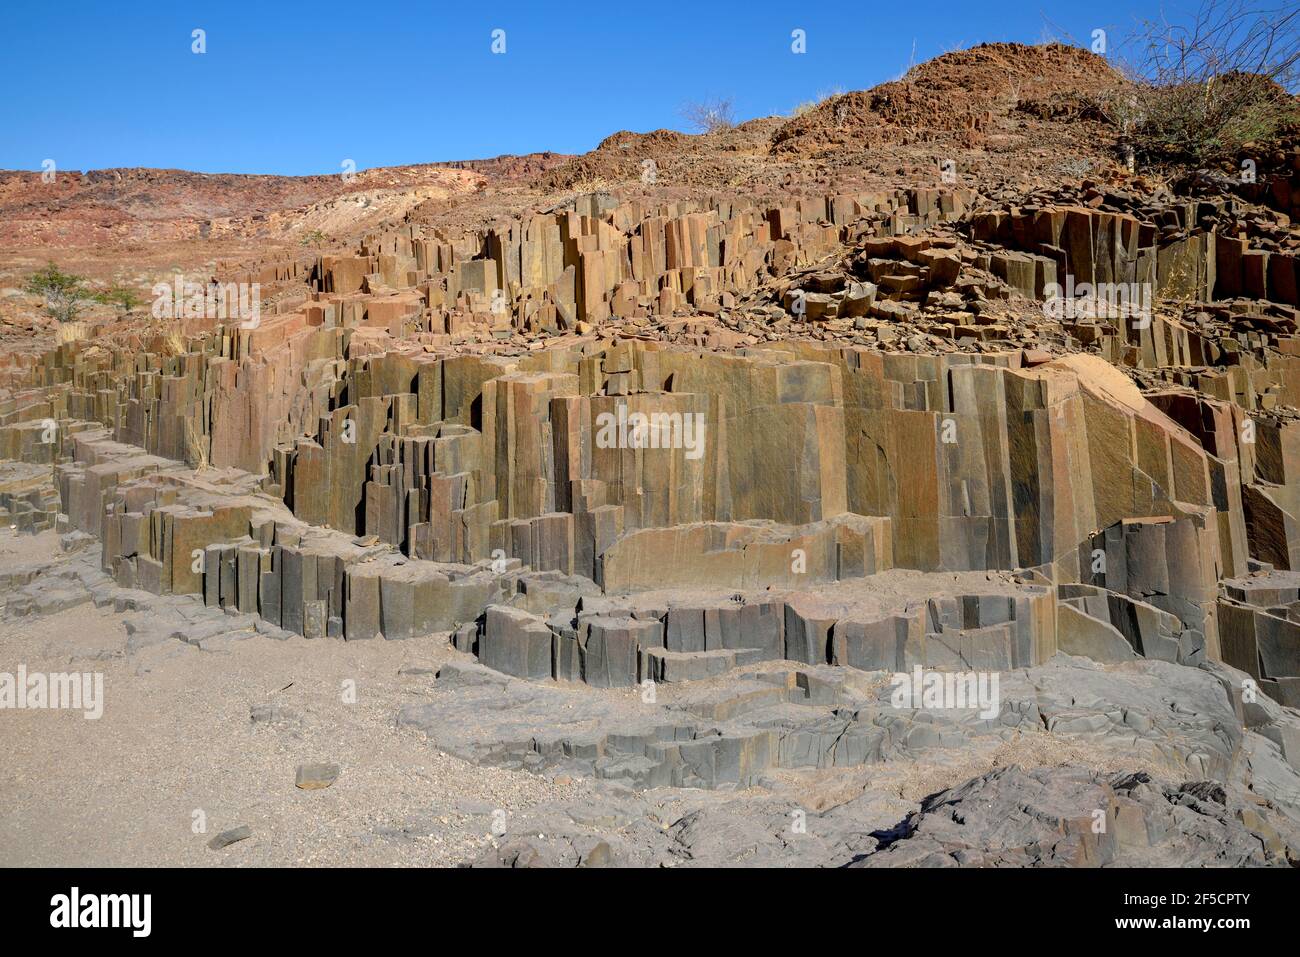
(3, 179), (1300, 689)
(3, 169), (1300, 831)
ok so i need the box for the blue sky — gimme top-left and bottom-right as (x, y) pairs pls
(0, 0), (1196, 175)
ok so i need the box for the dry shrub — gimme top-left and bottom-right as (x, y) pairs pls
(56, 322), (89, 345)
(680, 97), (736, 134)
(184, 415), (209, 472)
(1096, 0), (1300, 168)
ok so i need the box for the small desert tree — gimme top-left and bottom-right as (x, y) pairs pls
(681, 97), (736, 134)
(1100, 0), (1300, 168)
(24, 263), (88, 323)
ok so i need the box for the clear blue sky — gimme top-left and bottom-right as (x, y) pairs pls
(0, 0), (1192, 175)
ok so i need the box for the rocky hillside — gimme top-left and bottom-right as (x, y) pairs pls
(4, 40), (1300, 871)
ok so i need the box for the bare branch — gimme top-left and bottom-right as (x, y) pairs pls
(680, 97), (736, 134)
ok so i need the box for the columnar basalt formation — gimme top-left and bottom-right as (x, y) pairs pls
(1, 149), (1300, 849)
(5, 177), (1300, 703)
(7, 28), (1300, 868)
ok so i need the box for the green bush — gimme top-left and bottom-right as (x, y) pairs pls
(93, 282), (143, 315)
(1099, 73), (1297, 168)
(23, 263), (88, 323)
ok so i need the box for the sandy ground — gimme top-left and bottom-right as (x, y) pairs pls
(0, 533), (589, 866)
(1, 527), (1283, 869)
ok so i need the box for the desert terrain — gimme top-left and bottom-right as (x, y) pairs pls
(3, 37), (1300, 869)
